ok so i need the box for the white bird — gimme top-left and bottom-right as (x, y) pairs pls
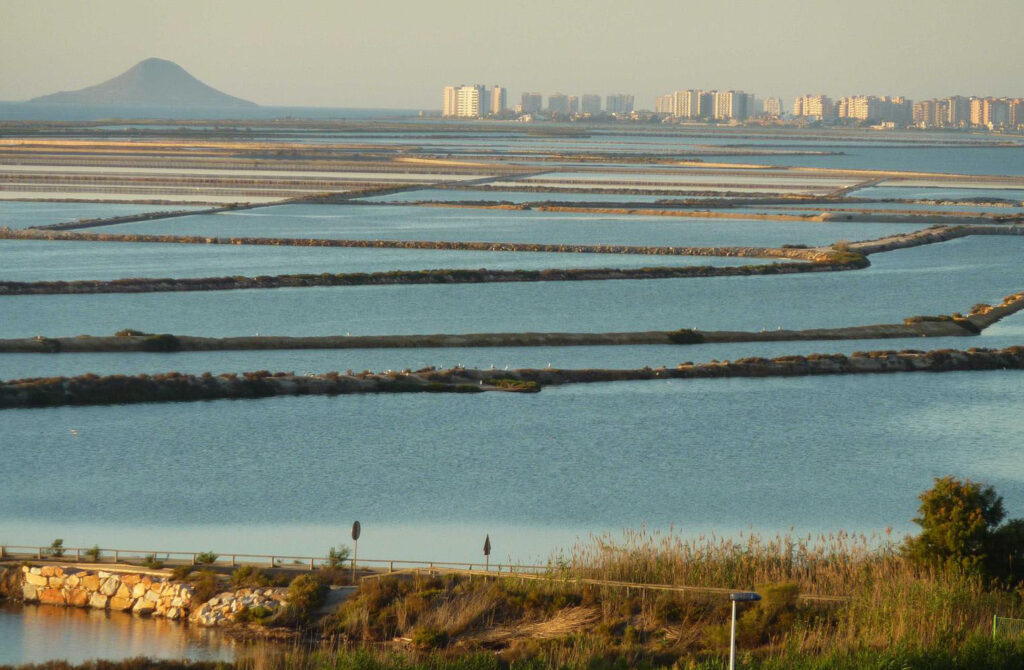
(69, 429), (78, 435)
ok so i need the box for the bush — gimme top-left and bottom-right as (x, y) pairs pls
(667, 328), (705, 344)
(188, 569), (223, 606)
(84, 545), (101, 561)
(47, 539), (65, 558)
(327, 545), (351, 568)
(141, 554), (164, 569)
(279, 574), (328, 626)
(412, 627), (450, 649)
(231, 564), (270, 588)
(195, 551), (219, 565)
(141, 334), (182, 352)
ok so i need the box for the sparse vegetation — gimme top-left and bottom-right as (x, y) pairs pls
(46, 538), (64, 558)
(327, 545), (352, 568)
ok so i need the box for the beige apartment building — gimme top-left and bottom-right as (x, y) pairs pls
(793, 94), (834, 119)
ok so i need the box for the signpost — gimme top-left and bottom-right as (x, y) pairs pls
(729, 591), (761, 670)
(351, 521), (361, 584)
(483, 534), (491, 571)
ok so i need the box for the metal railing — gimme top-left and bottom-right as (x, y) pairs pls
(0, 543), (548, 574)
(0, 542), (847, 603)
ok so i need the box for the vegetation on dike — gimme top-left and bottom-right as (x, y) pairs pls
(5, 346), (1024, 409)
(317, 478), (1024, 667)
(4, 479), (1024, 668)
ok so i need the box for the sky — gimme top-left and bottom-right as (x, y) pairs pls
(2, 0), (1023, 110)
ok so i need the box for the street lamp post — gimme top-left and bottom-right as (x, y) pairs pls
(729, 591), (761, 670)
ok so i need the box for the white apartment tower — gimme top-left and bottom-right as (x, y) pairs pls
(443, 84), (502, 118)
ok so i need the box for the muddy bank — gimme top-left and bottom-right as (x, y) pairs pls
(0, 226), (829, 260)
(0, 369), (538, 409)
(849, 224), (1024, 255)
(4, 293), (1020, 354)
(4, 346), (1024, 409)
(0, 259), (856, 295)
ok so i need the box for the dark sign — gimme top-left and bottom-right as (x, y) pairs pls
(351, 520), (361, 541)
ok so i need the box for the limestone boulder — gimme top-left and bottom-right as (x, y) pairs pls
(100, 577), (120, 597)
(67, 589), (89, 607)
(38, 588), (66, 605)
(110, 596), (133, 611)
(24, 573), (47, 587)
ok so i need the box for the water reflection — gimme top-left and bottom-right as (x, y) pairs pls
(0, 602), (236, 665)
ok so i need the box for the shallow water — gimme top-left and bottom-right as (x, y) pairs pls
(0, 238), (756, 282)
(0, 602), (235, 665)
(2, 235), (1018, 339)
(98, 203), (926, 248)
(1, 317), (1022, 381)
(0, 201), (207, 229)
(3, 370), (1024, 562)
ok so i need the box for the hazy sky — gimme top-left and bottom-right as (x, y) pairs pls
(2, 0), (1023, 110)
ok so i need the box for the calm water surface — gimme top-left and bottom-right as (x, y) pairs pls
(3, 371), (1024, 562)
(98, 203), (928, 248)
(0, 602), (235, 665)
(2, 236), (1019, 339)
(0, 202), (206, 229)
(0, 239), (756, 282)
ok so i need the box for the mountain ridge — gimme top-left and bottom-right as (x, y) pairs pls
(29, 58), (257, 108)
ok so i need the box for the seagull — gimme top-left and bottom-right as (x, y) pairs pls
(69, 429), (78, 435)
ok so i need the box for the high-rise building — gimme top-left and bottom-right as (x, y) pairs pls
(793, 94), (834, 119)
(490, 86), (507, 115)
(605, 94), (634, 115)
(1011, 99), (1024, 129)
(970, 98), (985, 126)
(568, 96), (579, 115)
(443, 86), (459, 117)
(713, 90), (749, 121)
(672, 90), (698, 118)
(443, 84), (503, 118)
(837, 95), (912, 124)
(456, 85), (486, 118)
(548, 93), (570, 115)
(913, 99), (935, 127)
(984, 98), (1010, 127)
(655, 94), (673, 115)
(521, 92), (543, 114)
(947, 96), (971, 127)
(696, 91), (716, 119)
(763, 97), (782, 117)
(581, 94), (602, 114)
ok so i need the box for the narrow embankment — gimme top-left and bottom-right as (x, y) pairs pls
(0, 226), (829, 259)
(849, 224), (1024, 255)
(3, 293), (1020, 354)
(396, 201), (1022, 225)
(0, 260), (856, 295)
(4, 345), (1024, 409)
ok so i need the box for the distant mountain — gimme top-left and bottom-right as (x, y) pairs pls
(28, 58), (257, 108)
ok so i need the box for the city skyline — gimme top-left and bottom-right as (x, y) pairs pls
(3, 0), (1024, 109)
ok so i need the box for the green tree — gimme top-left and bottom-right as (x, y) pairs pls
(905, 476), (1024, 582)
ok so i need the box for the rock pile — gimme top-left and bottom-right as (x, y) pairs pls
(189, 587), (288, 626)
(19, 566), (194, 619)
